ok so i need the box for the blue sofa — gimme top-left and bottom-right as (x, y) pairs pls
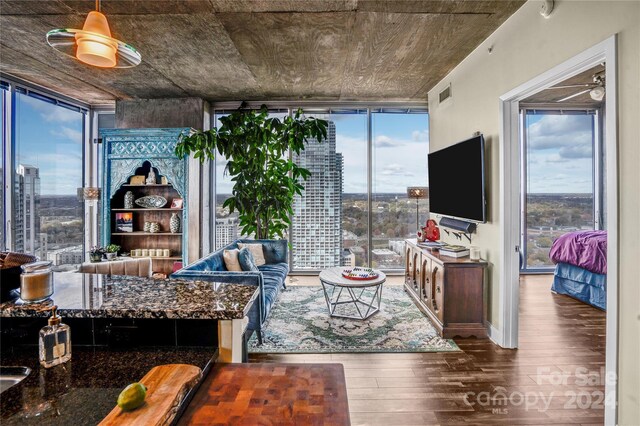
(171, 239), (288, 344)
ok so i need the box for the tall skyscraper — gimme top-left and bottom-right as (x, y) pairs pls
(15, 164), (40, 254)
(215, 216), (239, 250)
(292, 121), (343, 269)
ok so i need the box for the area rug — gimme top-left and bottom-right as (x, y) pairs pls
(248, 285), (459, 353)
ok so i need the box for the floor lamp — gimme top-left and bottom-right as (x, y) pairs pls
(407, 187), (428, 232)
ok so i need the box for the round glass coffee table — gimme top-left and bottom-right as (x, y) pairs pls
(319, 267), (386, 320)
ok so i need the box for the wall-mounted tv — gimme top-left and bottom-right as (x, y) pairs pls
(428, 135), (486, 223)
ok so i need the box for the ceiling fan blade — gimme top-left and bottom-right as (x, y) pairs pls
(556, 89), (592, 102)
(547, 84), (595, 90)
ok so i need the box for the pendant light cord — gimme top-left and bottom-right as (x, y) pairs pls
(96, 0), (101, 12)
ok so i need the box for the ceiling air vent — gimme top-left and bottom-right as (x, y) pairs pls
(438, 84), (452, 104)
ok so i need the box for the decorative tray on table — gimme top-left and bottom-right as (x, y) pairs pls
(342, 267), (379, 280)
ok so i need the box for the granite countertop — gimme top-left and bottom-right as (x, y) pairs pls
(0, 273), (258, 321)
(0, 346), (214, 425)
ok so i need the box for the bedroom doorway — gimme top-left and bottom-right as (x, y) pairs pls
(499, 36), (618, 424)
(519, 66), (605, 273)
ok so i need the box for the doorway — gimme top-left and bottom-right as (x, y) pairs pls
(499, 36), (618, 424)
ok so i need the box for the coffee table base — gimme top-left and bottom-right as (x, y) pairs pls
(320, 280), (384, 320)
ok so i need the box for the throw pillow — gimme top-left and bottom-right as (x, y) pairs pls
(238, 248), (259, 272)
(223, 249), (242, 272)
(237, 243), (266, 266)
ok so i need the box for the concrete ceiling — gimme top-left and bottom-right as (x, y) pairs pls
(522, 64), (606, 107)
(0, 0), (524, 105)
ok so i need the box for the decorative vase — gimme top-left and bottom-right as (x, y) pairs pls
(143, 221), (151, 232)
(149, 222), (160, 233)
(170, 213), (181, 233)
(124, 191), (134, 209)
(90, 253), (102, 263)
(106, 252), (117, 260)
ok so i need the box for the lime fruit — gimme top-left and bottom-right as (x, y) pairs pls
(117, 382), (147, 411)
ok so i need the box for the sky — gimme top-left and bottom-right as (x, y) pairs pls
(14, 93), (84, 196)
(216, 112), (430, 194)
(525, 113), (595, 194)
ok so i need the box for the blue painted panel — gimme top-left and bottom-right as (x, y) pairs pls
(100, 128), (192, 266)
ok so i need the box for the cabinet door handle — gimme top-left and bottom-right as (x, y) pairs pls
(431, 266), (439, 311)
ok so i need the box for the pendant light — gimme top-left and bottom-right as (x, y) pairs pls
(46, 0), (141, 68)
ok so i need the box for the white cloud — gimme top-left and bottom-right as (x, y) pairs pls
(51, 126), (82, 142)
(380, 163), (414, 177)
(412, 130), (429, 142)
(21, 95), (81, 123)
(527, 114), (593, 162)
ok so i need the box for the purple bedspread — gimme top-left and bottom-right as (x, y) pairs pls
(549, 230), (607, 275)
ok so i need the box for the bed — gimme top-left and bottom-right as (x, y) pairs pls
(549, 230), (607, 310)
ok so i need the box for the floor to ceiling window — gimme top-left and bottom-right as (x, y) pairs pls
(212, 105), (428, 272)
(11, 88), (86, 270)
(372, 111), (429, 269)
(520, 109), (600, 271)
(291, 109), (368, 270)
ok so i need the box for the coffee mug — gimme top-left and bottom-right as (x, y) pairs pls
(163, 249), (170, 257)
(141, 249), (149, 257)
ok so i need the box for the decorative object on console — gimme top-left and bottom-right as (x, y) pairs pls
(135, 195), (167, 209)
(170, 213), (181, 234)
(170, 198), (183, 209)
(124, 190), (134, 208)
(470, 246), (481, 261)
(115, 212), (133, 233)
(161, 176), (168, 185)
(407, 186), (428, 234)
(130, 175), (146, 185)
(46, 0), (141, 69)
(439, 244), (470, 258)
(175, 103), (328, 239)
(146, 168), (157, 185)
(424, 219), (440, 242)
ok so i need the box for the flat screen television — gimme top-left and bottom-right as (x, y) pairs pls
(428, 135), (486, 223)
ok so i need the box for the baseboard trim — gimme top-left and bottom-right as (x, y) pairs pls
(485, 320), (503, 347)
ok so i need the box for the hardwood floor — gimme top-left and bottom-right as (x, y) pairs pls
(250, 274), (606, 425)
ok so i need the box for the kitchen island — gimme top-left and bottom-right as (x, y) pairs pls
(0, 272), (259, 424)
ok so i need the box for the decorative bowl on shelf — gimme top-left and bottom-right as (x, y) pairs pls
(135, 195), (167, 209)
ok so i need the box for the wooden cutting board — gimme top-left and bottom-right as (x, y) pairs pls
(99, 364), (202, 426)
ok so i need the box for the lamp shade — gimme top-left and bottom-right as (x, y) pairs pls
(46, 9), (141, 68)
(407, 186), (428, 199)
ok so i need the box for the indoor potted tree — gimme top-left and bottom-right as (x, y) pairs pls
(175, 103), (328, 239)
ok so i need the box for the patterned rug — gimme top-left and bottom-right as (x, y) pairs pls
(248, 285), (459, 353)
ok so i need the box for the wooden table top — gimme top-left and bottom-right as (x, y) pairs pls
(178, 363), (350, 426)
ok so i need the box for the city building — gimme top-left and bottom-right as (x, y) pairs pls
(215, 216), (239, 249)
(292, 121), (343, 269)
(46, 244), (84, 266)
(14, 164), (40, 254)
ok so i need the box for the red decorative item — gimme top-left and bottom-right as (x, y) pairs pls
(425, 219), (440, 242)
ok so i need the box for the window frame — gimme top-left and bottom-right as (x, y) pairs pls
(0, 76), (104, 265)
(519, 106), (604, 273)
(210, 103), (429, 274)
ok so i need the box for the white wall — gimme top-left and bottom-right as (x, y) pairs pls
(427, 1), (639, 422)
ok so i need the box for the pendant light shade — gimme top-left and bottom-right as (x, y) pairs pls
(46, 2), (141, 68)
(75, 11), (118, 68)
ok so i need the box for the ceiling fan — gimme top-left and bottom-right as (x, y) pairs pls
(547, 72), (605, 102)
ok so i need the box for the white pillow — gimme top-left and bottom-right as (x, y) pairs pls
(237, 243), (266, 266)
(223, 249), (242, 271)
